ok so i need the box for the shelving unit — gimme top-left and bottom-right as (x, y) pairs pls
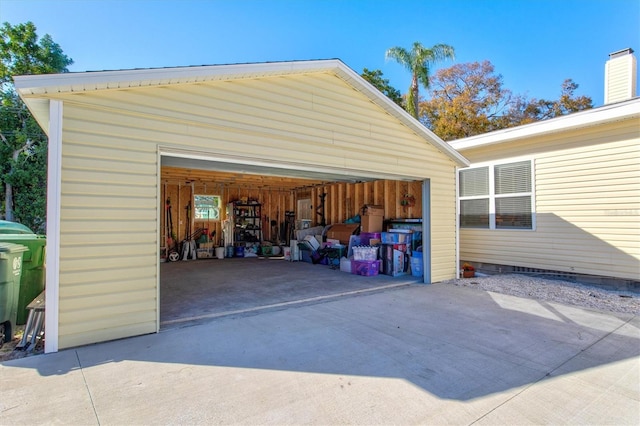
(231, 203), (262, 245)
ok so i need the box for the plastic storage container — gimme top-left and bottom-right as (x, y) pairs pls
(215, 247), (225, 259)
(0, 221), (46, 325)
(352, 246), (378, 261)
(359, 232), (381, 245)
(0, 242), (28, 346)
(351, 259), (381, 276)
(381, 231), (412, 244)
(410, 256), (423, 277)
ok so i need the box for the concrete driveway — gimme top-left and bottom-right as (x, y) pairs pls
(2, 279), (639, 424)
(160, 258), (418, 328)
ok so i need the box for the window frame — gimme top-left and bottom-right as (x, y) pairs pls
(458, 158), (536, 231)
(194, 194), (222, 221)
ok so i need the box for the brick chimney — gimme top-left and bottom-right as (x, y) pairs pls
(604, 48), (637, 104)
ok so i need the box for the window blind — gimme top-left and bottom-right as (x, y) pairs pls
(460, 199), (490, 228)
(496, 196), (532, 229)
(495, 161), (531, 194)
(460, 167), (489, 197)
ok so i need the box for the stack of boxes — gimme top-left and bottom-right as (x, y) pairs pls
(379, 230), (411, 277)
(351, 246), (380, 276)
(349, 205), (384, 276)
(360, 205), (384, 233)
(337, 205), (423, 278)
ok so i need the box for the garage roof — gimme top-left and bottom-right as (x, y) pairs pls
(15, 59), (469, 169)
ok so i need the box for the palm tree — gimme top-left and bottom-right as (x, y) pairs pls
(386, 42), (455, 119)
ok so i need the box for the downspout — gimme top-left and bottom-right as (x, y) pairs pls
(45, 100), (63, 354)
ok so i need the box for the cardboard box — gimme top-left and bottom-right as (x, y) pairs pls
(380, 244), (409, 277)
(326, 223), (360, 245)
(361, 215), (383, 233)
(361, 205), (384, 216)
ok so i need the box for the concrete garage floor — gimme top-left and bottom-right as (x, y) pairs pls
(2, 267), (638, 424)
(160, 257), (418, 328)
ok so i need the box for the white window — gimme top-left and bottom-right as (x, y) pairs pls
(194, 195), (221, 220)
(459, 160), (534, 230)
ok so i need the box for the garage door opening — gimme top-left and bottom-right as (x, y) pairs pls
(159, 152), (429, 327)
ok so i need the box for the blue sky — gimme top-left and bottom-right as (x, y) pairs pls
(1, 0), (638, 106)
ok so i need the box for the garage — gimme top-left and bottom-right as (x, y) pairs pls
(158, 159), (429, 328)
(15, 59), (468, 352)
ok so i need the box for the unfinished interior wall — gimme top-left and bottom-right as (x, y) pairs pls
(160, 175), (425, 254)
(302, 179), (423, 226)
(160, 180), (295, 250)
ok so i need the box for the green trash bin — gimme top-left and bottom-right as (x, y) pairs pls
(0, 242), (28, 346)
(0, 221), (46, 325)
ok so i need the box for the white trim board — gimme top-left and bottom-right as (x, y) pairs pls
(45, 100), (62, 354)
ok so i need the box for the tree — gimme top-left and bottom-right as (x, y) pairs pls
(419, 61), (522, 140)
(517, 79), (593, 124)
(0, 21), (73, 231)
(360, 68), (404, 108)
(385, 41), (455, 119)
(420, 61), (593, 141)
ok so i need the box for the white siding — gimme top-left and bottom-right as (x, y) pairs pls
(459, 118), (640, 281)
(53, 72), (459, 348)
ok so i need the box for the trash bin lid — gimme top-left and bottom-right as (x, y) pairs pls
(0, 220), (34, 235)
(0, 242), (29, 253)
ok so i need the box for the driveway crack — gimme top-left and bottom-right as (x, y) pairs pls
(76, 350), (101, 425)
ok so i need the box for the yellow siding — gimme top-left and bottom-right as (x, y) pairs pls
(431, 173), (458, 282)
(54, 72), (459, 348)
(459, 118), (640, 280)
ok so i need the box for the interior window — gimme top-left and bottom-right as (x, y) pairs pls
(194, 195), (221, 220)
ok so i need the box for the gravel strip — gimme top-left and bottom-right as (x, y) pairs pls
(439, 273), (640, 315)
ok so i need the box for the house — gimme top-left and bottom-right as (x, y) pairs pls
(450, 49), (640, 289)
(15, 59), (468, 353)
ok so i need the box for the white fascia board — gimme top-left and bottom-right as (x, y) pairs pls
(13, 59), (343, 96)
(13, 59), (343, 133)
(450, 98), (640, 151)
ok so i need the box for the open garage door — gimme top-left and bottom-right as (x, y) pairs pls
(159, 150), (431, 327)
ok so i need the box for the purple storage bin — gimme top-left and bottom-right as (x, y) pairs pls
(359, 232), (381, 245)
(351, 259), (381, 276)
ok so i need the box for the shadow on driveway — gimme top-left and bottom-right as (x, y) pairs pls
(10, 277), (638, 403)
